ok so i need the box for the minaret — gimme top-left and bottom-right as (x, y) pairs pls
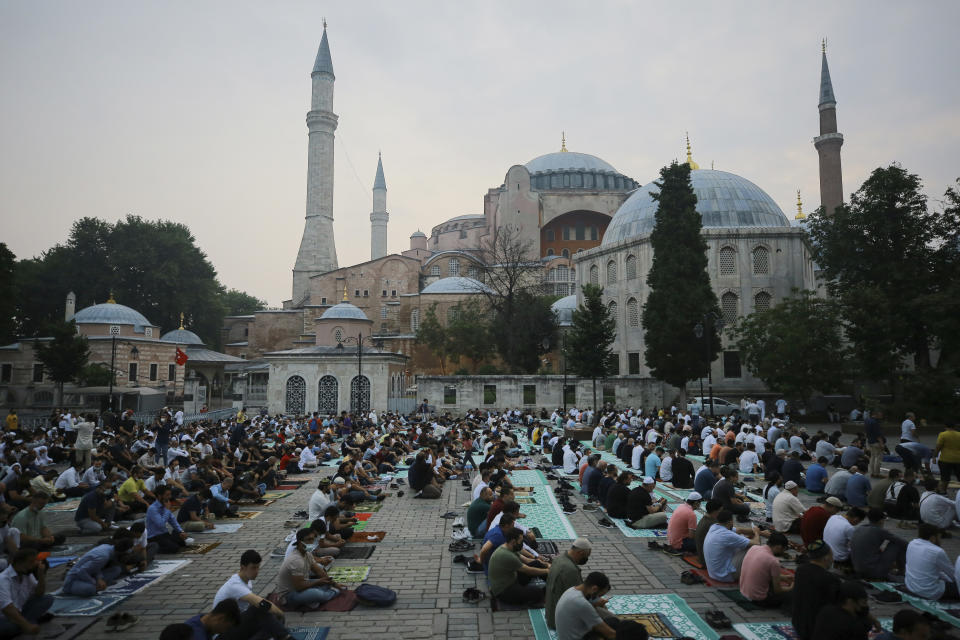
(370, 153), (389, 260)
(814, 40), (844, 216)
(65, 291), (76, 321)
(292, 22), (339, 305)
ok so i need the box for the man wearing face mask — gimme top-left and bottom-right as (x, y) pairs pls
(0, 548), (53, 637)
(487, 527), (548, 606)
(275, 528), (343, 609)
(553, 572), (619, 640)
(75, 479), (119, 535)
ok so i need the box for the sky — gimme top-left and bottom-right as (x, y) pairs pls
(2, 1), (959, 307)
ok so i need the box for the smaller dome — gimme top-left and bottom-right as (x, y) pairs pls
(526, 151), (617, 174)
(551, 294), (577, 327)
(161, 329), (204, 345)
(421, 277), (492, 295)
(320, 302), (370, 321)
(73, 302), (153, 328)
(410, 230), (426, 238)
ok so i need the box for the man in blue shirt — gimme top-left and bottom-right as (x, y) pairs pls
(147, 486), (192, 553)
(703, 510), (762, 582)
(694, 460), (720, 499)
(209, 478), (239, 519)
(581, 456), (602, 499)
(805, 457), (829, 493)
(478, 513), (520, 573)
(645, 447), (663, 480)
(181, 598), (241, 640)
(840, 439), (865, 469)
(61, 536), (134, 596)
(844, 466), (871, 508)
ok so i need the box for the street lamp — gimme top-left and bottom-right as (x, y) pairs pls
(337, 333), (374, 414)
(108, 334), (117, 412)
(694, 312), (725, 417)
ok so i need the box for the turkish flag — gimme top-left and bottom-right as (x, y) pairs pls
(175, 348), (189, 366)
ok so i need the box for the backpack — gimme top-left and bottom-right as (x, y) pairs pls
(355, 584), (397, 607)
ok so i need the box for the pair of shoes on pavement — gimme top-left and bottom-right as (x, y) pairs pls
(597, 518), (616, 529)
(704, 609), (731, 629)
(463, 587), (487, 603)
(449, 539), (474, 552)
(106, 613), (139, 632)
(466, 560), (485, 574)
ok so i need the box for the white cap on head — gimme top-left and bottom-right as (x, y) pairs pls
(784, 480), (798, 490)
(571, 537), (592, 550)
(687, 492), (703, 502)
(333, 477), (346, 485)
(642, 476), (654, 484)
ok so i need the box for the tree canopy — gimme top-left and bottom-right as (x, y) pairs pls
(641, 161), (720, 401)
(0, 244), (16, 344)
(565, 283), (617, 409)
(35, 320), (90, 404)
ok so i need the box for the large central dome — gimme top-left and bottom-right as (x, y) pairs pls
(525, 151), (617, 174)
(602, 169), (791, 245)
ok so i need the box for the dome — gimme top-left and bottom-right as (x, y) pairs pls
(421, 277), (492, 295)
(73, 302), (153, 328)
(319, 302), (370, 321)
(551, 294), (577, 327)
(161, 329), (205, 345)
(602, 169), (791, 246)
(525, 151), (617, 174)
(410, 230), (426, 238)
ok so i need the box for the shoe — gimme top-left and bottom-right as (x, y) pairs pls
(450, 529), (471, 541)
(452, 554), (468, 564)
(463, 587), (487, 603)
(466, 561), (485, 574)
(114, 613), (139, 632)
(449, 540), (474, 552)
(184, 538), (195, 545)
(582, 503), (598, 511)
(562, 504), (577, 514)
(440, 512), (458, 519)
(597, 518), (616, 529)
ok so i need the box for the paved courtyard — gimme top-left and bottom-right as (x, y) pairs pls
(38, 423), (960, 639)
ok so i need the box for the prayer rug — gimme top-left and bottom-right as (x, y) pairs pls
(326, 565), (370, 584)
(530, 593), (719, 640)
(46, 499), (82, 512)
(607, 516), (667, 538)
(197, 523), (244, 534)
(732, 620), (893, 640)
(287, 627), (330, 640)
(870, 582), (960, 627)
(689, 568), (737, 588)
(349, 531), (386, 543)
(354, 501), (383, 512)
(317, 589), (359, 611)
(508, 470), (577, 539)
(354, 512), (372, 521)
(536, 541), (559, 555)
(50, 559), (191, 616)
(277, 485), (302, 490)
(180, 541), (222, 555)
(351, 520), (369, 532)
(618, 613), (680, 638)
(261, 491), (293, 500)
(223, 511), (262, 520)
(337, 545), (375, 560)
(682, 555), (706, 570)
(515, 497), (537, 504)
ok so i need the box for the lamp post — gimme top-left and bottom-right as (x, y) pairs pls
(693, 322), (706, 412)
(694, 312), (725, 418)
(338, 333), (379, 415)
(108, 334), (117, 412)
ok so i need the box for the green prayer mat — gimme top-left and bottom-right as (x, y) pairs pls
(354, 502), (383, 513)
(871, 582), (960, 627)
(733, 620), (892, 640)
(530, 594), (719, 640)
(509, 470), (577, 539)
(326, 565), (370, 584)
(351, 520), (369, 532)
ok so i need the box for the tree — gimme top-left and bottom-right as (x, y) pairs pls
(445, 298), (492, 372)
(641, 162), (720, 405)
(565, 284), (617, 411)
(220, 288), (267, 316)
(476, 226), (556, 373)
(806, 166), (960, 397)
(416, 304), (450, 374)
(34, 320), (90, 405)
(731, 290), (848, 406)
(0, 244), (16, 344)
(78, 362), (115, 387)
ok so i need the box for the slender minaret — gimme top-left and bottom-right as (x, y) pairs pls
(814, 39), (844, 216)
(65, 291), (76, 321)
(370, 153), (389, 260)
(292, 22), (339, 304)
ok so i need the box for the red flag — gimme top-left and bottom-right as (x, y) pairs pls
(175, 348), (189, 366)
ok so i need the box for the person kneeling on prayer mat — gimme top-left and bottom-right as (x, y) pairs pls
(146, 486), (194, 554)
(791, 540), (841, 640)
(0, 548), (53, 638)
(488, 527), (548, 607)
(213, 550), (291, 640)
(276, 528), (344, 609)
(177, 487), (216, 532)
(553, 572), (620, 640)
(666, 492), (702, 553)
(627, 477), (668, 530)
(544, 538), (620, 631)
(738, 531), (793, 607)
(61, 536), (135, 596)
(811, 580), (882, 640)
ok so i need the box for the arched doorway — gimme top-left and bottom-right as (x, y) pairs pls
(350, 375), (371, 414)
(285, 376), (306, 415)
(318, 375), (338, 416)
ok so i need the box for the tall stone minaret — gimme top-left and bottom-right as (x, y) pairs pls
(65, 291), (76, 321)
(292, 23), (339, 305)
(370, 153), (389, 260)
(814, 40), (844, 216)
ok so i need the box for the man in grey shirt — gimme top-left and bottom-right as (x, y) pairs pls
(555, 572), (617, 640)
(850, 508), (907, 580)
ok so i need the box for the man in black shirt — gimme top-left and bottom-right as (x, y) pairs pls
(781, 451), (805, 486)
(761, 445), (783, 479)
(850, 508), (907, 580)
(597, 465), (618, 505)
(810, 580), (878, 640)
(712, 468), (750, 520)
(627, 477), (667, 529)
(604, 472), (633, 519)
(670, 449), (695, 489)
(792, 540), (842, 640)
(177, 487), (215, 532)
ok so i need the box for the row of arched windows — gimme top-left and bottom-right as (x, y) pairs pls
(586, 246), (771, 288)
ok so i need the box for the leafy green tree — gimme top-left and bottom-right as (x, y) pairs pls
(731, 290), (848, 406)
(220, 288), (267, 316)
(806, 166), (960, 396)
(565, 284), (617, 410)
(0, 244), (16, 344)
(446, 298), (492, 372)
(35, 320), (90, 405)
(78, 362), (115, 387)
(641, 162), (719, 405)
(416, 304), (451, 374)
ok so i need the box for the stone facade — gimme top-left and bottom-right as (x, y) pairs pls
(416, 375), (676, 413)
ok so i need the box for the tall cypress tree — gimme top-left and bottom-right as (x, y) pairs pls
(565, 283), (617, 411)
(641, 162), (720, 404)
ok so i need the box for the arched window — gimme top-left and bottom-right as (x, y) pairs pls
(721, 292), (739, 326)
(546, 248), (555, 256)
(607, 300), (618, 319)
(285, 376), (306, 415)
(752, 246), (769, 275)
(333, 327), (344, 343)
(719, 246), (736, 275)
(448, 258), (460, 277)
(350, 375), (371, 414)
(627, 297), (639, 327)
(447, 307), (460, 324)
(606, 260), (617, 284)
(589, 265), (599, 285)
(557, 265), (568, 282)
(430, 264), (440, 276)
(570, 267), (576, 281)
(318, 376), (338, 415)
(410, 308), (420, 333)
(625, 255), (637, 280)
(754, 291), (772, 313)
(561, 248), (570, 258)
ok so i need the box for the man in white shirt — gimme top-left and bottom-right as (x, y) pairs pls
(630, 442), (644, 470)
(823, 507), (865, 562)
(901, 413), (918, 443)
(771, 481), (806, 533)
(919, 477), (956, 530)
(702, 430), (717, 455)
(774, 398), (787, 419)
(660, 450), (674, 483)
(0, 548), (51, 637)
(81, 460), (106, 488)
(54, 462), (87, 498)
(174, 409), (184, 427)
(738, 443), (760, 474)
(756, 399), (766, 422)
(905, 524), (959, 600)
(562, 444), (579, 475)
(298, 447), (318, 471)
(308, 481), (334, 521)
(213, 550), (287, 634)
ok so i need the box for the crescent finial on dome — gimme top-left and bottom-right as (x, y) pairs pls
(561, 131), (568, 152)
(686, 132), (700, 170)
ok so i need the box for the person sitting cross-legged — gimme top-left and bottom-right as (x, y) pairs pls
(704, 509), (762, 583)
(282, 520), (338, 563)
(0, 548), (53, 638)
(177, 487), (216, 532)
(11, 493), (65, 551)
(904, 523), (960, 601)
(275, 528), (344, 609)
(146, 486), (193, 554)
(487, 527), (548, 607)
(74, 479), (120, 535)
(61, 536), (135, 596)
(738, 532), (793, 607)
(627, 477), (668, 529)
(666, 492), (702, 553)
(554, 572), (620, 640)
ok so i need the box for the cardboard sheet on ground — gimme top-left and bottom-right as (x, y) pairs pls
(197, 522), (244, 534)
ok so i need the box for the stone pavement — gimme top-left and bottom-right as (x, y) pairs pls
(38, 434), (960, 639)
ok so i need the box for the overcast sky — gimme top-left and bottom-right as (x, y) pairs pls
(3, 1), (959, 308)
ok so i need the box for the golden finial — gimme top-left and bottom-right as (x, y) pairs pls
(107, 291), (116, 304)
(822, 38), (826, 54)
(796, 190), (805, 220)
(179, 312), (185, 330)
(323, 17), (327, 31)
(342, 284), (348, 302)
(560, 131), (568, 152)
(685, 132), (700, 170)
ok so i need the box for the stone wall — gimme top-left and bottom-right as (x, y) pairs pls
(415, 375), (677, 413)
